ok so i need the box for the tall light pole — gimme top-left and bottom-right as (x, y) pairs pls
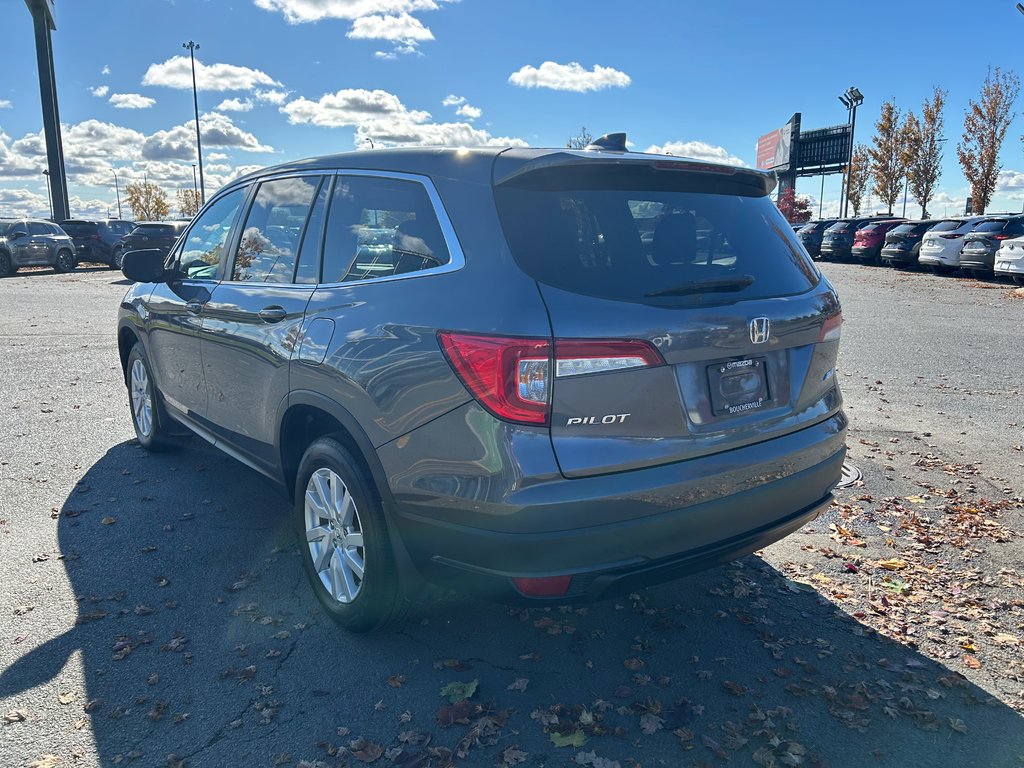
(110, 168), (122, 219)
(838, 86), (864, 217)
(191, 163), (199, 198)
(42, 168), (53, 220)
(183, 40), (205, 205)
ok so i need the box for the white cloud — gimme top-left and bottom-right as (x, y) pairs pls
(109, 93), (157, 109)
(255, 88), (289, 105)
(254, 0), (443, 23)
(90, 85), (110, 98)
(143, 112), (275, 160)
(281, 87), (524, 148)
(645, 140), (747, 167)
(456, 104), (481, 120)
(348, 12), (432, 40)
(101, 65), (111, 75)
(441, 94), (465, 107)
(207, 152), (230, 161)
(217, 97), (254, 112)
(143, 55), (281, 92)
(997, 169), (1024, 194)
(0, 100), (11, 109)
(508, 61), (631, 92)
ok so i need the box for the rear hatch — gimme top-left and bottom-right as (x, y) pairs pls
(124, 223), (183, 253)
(492, 152), (843, 478)
(821, 221), (854, 251)
(60, 221), (100, 254)
(962, 219), (1024, 262)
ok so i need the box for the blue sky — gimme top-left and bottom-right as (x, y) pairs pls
(3, 0), (1024, 219)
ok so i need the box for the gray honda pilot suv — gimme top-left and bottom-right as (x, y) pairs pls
(117, 136), (847, 631)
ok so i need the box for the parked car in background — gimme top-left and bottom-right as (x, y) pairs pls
(851, 219), (905, 265)
(796, 219), (838, 260)
(917, 217), (985, 274)
(820, 217), (878, 261)
(61, 219), (136, 268)
(0, 219), (77, 276)
(994, 235), (1024, 285)
(120, 221), (189, 261)
(959, 216), (1024, 278)
(116, 141), (847, 631)
(879, 220), (941, 268)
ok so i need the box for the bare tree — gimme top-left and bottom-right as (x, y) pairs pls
(958, 66), (1019, 215)
(847, 145), (871, 216)
(903, 87), (946, 218)
(176, 189), (200, 219)
(867, 100), (907, 214)
(125, 181), (169, 221)
(566, 126), (594, 149)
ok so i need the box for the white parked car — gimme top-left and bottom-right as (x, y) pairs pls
(918, 217), (986, 273)
(994, 235), (1024, 285)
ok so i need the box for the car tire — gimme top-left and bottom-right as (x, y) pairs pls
(1013, 275), (1024, 286)
(294, 437), (407, 632)
(969, 269), (989, 280)
(0, 251), (13, 277)
(932, 264), (954, 276)
(126, 344), (184, 451)
(111, 247), (124, 270)
(54, 249), (76, 273)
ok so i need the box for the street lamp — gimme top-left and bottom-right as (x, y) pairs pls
(42, 169), (53, 220)
(183, 40), (206, 205)
(838, 86), (864, 217)
(191, 163), (199, 198)
(110, 168), (122, 219)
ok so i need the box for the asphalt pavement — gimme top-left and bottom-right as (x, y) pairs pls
(1, 263), (1022, 768)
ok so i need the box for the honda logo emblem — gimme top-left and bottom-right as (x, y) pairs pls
(749, 317), (770, 344)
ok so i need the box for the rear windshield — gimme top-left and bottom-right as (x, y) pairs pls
(799, 221), (832, 234)
(825, 221), (853, 232)
(494, 167), (819, 304)
(929, 220), (965, 232)
(974, 219), (1009, 232)
(132, 224), (177, 237)
(61, 222), (98, 236)
(105, 221), (135, 236)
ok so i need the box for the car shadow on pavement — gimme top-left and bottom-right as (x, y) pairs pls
(3, 440), (1023, 767)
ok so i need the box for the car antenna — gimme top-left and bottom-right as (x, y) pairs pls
(585, 133), (628, 152)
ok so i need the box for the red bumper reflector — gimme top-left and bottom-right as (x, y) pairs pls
(512, 575), (572, 597)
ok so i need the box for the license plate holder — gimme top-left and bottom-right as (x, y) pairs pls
(708, 358), (770, 416)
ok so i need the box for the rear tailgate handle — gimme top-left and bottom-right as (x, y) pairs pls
(258, 305), (287, 323)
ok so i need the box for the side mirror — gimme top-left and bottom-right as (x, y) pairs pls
(121, 249), (168, 283)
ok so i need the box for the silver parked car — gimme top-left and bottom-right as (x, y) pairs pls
(0, 219), (77, 276)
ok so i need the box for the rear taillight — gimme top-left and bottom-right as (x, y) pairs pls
(92, 234), (101, 240)
(438, 332), (664, 426)
(834, 229), (849, 235)
(818, 312), (843, 343)
(512, 575), (572, 597)
(991, 234), (1011, 240)
(940, 233), (964, 240)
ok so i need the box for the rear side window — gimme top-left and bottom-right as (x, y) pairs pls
(494, 168), (818, 304)
(28, 222), (51, 235)
(61, 222), (97, 237)
(929, 220), (965, 232)
(974, 219), (1008, 233)
(320, 175), (451, 283)
(232, 175), (322, 283)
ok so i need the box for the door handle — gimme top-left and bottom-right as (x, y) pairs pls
(185, 301), (204, 315)
(258, 305), (288, 323)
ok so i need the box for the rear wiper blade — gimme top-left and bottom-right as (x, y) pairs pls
(645, 275), (754, 298)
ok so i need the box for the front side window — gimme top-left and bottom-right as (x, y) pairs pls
(232, 175), (322, 283)
(177, 187), (246, 279)
(321, 175), (451, 283)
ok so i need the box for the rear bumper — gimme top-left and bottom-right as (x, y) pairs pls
(382, 406), (847, 601)
(918, 249), (959, 267)
(851, 245), (879, 261)
(959, 252), (995, 271)
(881, 248), (916, 264)
(820, 244), (851, 259)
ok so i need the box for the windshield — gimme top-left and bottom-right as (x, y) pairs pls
(61, 222), (98, 237)
(494, 166), (818, 305)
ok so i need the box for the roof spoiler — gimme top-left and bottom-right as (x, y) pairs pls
(584, 132), (628, 152)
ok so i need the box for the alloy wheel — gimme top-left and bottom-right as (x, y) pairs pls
(130, 358), (154, 438)
(304, 467), (366, 604)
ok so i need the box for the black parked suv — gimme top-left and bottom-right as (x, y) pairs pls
(819, 217), (877, 261)
(0, 219), (77, 276)
(880, 220), (941, 267)
(117, 140), (847, 631)
(795, 219), (838, 259)
(959, 216), (1024, 278)
(61, 219), (135, 268)
(120, 221), (189, 261)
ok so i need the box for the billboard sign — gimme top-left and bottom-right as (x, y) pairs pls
(796, 124), (851, 169)
(756, 122), (793, 171)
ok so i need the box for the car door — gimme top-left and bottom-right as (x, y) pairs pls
(27, 221), (53, 264)
(199, 173), (326, 471)
(6, 222), (32, 265)
(144, 186), (248, 423)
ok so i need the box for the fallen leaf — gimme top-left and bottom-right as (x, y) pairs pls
(962, 655), (981, 670)
(949, 718), (968, 734)
(435, 699), (474, 727)
(29, 757), (61, 768)
(878, 558), (908, 570)
(387, 674), (406, 688)
(58, 692), (76, 705)
(506, 678), (529, 692)
(439, 679), (478, 703)
(101, 517), (116, 525)
(351, 740), (383, 763)
(3, 709), (28, 724)
(549, 730), (587, 748)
